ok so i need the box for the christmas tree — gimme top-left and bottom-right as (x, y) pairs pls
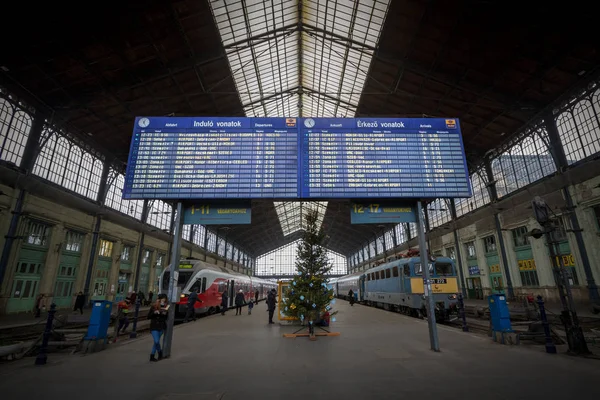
(281, 207), (338, 328)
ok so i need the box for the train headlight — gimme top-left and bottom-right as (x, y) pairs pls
(180, 294), (186, 298)
(448, 294), (457, 300)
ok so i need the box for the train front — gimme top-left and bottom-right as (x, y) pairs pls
(159, 261), (198, 319)
(411, 257), (459, 321)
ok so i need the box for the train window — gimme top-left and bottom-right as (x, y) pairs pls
(201, 277), (207, 293)
(392, 267), (399, 277)
(190, 280), (201, 293)
(385, 269), (391, 278)
(435, 263), (453, 276)
(403, 265), (410, 276)
(414, 263), (423, 275)
(370, 273), (374, 280)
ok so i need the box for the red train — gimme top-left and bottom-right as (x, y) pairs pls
(158, 259), (277, 319)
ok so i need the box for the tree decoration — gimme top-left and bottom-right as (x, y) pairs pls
(280, 208), (338, 335)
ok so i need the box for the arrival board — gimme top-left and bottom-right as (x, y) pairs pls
(299, 117), (471, 198)
(123, 117), (472, 200)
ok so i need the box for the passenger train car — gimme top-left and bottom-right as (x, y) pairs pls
(331, 272), (363, 302)
(159, 259), (277, 320)
(333, 256), (459, 321)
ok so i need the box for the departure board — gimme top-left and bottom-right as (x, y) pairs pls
(123, 117), (299, 199)
(123, 116), (472, 200)
(299, 118), (471, 199)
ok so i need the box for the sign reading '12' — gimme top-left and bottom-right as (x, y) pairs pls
(123, 117), (472, 200)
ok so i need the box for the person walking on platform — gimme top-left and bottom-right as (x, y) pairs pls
(234, 289), (245, 315)
(267, 288), (277, 324)
(220, 290), (228, 316)
(248, 299), (254, 315)
(148, 294), (169, 362)
(116, 297), (131, 335)
(34, 294), (45, 318)
(254, 290), (259, 304)
(348, 289), (355, 306)
(73, 291), (85, 314)
(184, 288), (201, 322)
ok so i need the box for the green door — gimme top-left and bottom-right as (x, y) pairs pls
(6, 247), (46, 313)
(486, 253), (503, 294)
(138, 265), (150, 294)
(53, 234), (83, 309)
(116, 274), (130, 302)
(92, 239), (114, 301)
(138, 249), (152, 295)
(53, 255), (78, 309)
(92, 257), (111, 301)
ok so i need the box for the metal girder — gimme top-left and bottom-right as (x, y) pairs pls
(302, 87), (356, 109)
(303, 23), (376, 52)
(223, 23), (298, 51)
(241, 86), (299, 109)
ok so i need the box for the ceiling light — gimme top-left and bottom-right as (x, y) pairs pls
(500, 132), (506, 136)
(87, 132), (93, 136)
(0, 66), (9, 72)
(578, 70), (586, 76)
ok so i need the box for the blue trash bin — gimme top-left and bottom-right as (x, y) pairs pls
(488, 294), (512, 333)
(85, 300), (113, 340)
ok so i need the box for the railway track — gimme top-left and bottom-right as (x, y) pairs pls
(0, 313), (150, 355)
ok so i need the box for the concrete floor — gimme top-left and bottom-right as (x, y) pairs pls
(0, 301), (599, 399)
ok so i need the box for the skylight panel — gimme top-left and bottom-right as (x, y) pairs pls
(209, 0), (390, 237)
(301, 0), (389, 118)
(274, 201), (328, 236)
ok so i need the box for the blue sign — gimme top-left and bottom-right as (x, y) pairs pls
(123, 117), (471, 200)
(299, 117), (471, 199)
(468, 266), (480, 276)
(183, 202), (251, 225)
(350, 202), (416, 224)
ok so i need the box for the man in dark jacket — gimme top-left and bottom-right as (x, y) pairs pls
(220, 291), (228, 315)
(266, 289), (277, 324)
(184, 288), (201, 322)
(73, 291), (85, 314)
(234, 289), (245, 315)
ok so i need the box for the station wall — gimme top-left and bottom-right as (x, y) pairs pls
(353, 157), (600, 305)
(0, 178), (245, 314)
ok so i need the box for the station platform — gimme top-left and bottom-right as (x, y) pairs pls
(0, 304), (150, 330)
(0, 301), (598, 399)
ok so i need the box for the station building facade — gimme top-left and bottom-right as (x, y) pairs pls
(348, 80), (600, 305)
(0, 87), (253, 314)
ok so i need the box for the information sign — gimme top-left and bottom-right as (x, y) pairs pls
(183, 202), (251, 225)
(350, 202), (416, 224)
(123, 117), (472, 200)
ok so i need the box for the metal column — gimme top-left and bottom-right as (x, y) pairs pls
(83, 215), (102, 299)
(83, 163), (110, 299)
(132, 200), (149, 292)
(416, 201), (440, 352)
(163, 202), (184, 359)
(544, 114), (599, 303)
(449, 199), (467, 297)
(0, 190), (26, 287)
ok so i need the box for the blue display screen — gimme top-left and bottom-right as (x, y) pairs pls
(123, 116), (471, 200)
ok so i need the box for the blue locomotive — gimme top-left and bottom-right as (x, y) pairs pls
(331, 256), (459, 321)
